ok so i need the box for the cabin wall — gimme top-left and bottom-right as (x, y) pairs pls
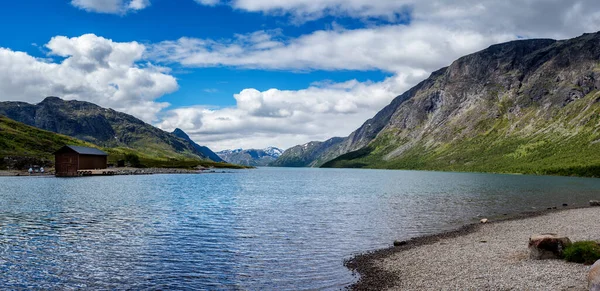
(55, 153), (79, 177)
(79, 155), (107, 170)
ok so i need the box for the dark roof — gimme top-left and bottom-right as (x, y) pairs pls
(55, 145), (108, 156)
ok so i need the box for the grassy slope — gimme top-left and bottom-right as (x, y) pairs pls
(323, 91), (600, 177)
(0, 116), (247, 169)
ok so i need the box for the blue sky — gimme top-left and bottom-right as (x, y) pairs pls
(0, 0), (394, 108)
(0, 0), (599, 150)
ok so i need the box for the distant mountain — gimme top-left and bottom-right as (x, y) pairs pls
(217, 147), (283, 166)
(270, 138), (344, 167)
(0, 97), (220, 162)
(276, 32), (600, 177)
(172, 128), (224, 162)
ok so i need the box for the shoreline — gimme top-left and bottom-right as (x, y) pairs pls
(346, 205), (599, 290)
(0, 167), (238, 177)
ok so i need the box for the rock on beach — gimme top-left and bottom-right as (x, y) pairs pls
(528, 233), (572, 260)
(590, 260), (600, 291)
(355, 207), (600, 290)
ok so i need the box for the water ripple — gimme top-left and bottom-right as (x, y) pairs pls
(1, 169), (600, 289)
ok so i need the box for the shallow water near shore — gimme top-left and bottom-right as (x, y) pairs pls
(1, 168), (600, 289)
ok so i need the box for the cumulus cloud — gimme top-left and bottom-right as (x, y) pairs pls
(14, 1), (600, 151)
(193, 0), (600, 34)
(71, 0), (150, 14)
(148, 0), (600, 150)
(0, 34), (177, 122)
(148, 22), (514, 150)
(151, 0), (600, 73)
(157, 72), (429, 150)
(149, 24), (514, 73)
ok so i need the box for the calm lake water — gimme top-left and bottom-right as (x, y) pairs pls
(1, 168), (600, 289)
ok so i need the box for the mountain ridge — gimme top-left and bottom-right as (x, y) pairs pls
(217, 147), (283, 166)
(0, 97), (221, 162)
(172, 128), (224, 162)
(0, 115), (246, 170)
(275, 32), (600, 177)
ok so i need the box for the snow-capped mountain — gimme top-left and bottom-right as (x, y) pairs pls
(216, 147), (284, 166)
(263, 147), (283, 158)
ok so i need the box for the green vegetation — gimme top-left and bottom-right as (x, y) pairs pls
(124, 153), (142, 167)
(563, 241), (600, 265)
(0, 115), (94, 169)
(322, 91), (600, 178)
(0, 97), (223, 162)
(0, 116), (249, 170)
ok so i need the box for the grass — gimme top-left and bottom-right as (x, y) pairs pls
(563, 241), (600, 265)
(0, 116), (249, 170)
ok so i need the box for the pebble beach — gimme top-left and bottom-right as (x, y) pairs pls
(348, 207), (600, 290)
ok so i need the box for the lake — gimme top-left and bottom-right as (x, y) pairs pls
(1, 168), (600, 289)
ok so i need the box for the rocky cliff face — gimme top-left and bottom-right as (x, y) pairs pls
(0, 97), (220, 161)
(270, 138), (343, 167)
(172, 128), (224, 162)
(217, 147), (283, 167)
(277, 32), (600, 175)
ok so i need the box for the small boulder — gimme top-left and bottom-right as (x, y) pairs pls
(589, 259), (600, 291)
(528, 233), (572, 260)
(480, 218), (488, 224)
(591, 200), (600, 207)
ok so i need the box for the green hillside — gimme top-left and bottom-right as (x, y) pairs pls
(0, 97), (222, 162)
(0, 116), (246, 170)
(315, 33), (600, 178)
(323, 90), (600, 177)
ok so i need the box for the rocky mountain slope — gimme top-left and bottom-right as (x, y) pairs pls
(172, 128), (224, 162)
(217, 147), (283, 166)
(270, 138), (343, 167)
(0, 97), (220, 161)
(277, 32), (600, 176)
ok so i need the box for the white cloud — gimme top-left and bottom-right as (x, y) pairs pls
(71, 0), (150, 14)
(193, 0), (600, 34)
(194, 0), (220, 6)
(149, 24), (514, 73)
(0, 34), (177, 122)
(128, 0), (150, 10)
(10, 1), (600, 152)
(148, 23), (514, 150)
(147, 0), (600, 150)
(157, 72), (428, 150)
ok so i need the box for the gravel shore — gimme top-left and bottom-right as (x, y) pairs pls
(348, 207), (600, 290)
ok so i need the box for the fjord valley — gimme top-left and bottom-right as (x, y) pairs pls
(275, 32), (600, 177)
(4, 1), (600, 290)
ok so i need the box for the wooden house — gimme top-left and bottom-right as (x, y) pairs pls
(54, 145), (108, 177)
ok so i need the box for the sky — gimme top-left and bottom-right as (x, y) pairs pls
(1, 1), (600, 151)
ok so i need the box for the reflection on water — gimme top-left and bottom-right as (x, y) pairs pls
(1, 168), (600, 289)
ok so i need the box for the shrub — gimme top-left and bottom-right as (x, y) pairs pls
(563, 241), (600, 265)
(124, 153), (142, 168)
